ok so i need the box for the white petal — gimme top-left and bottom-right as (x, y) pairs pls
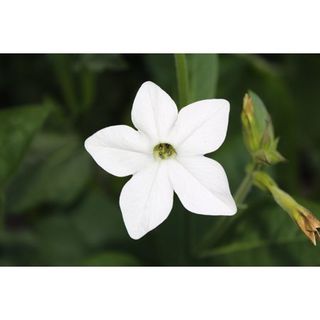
(85, 125), (153, 177)
(168, 156), (236, 215)
(119, 161), (173, 239)
(170, 99), (230, 156)
(131, 81), (178, 143)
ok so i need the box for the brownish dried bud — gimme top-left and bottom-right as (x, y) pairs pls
(294, 207), (320, 246)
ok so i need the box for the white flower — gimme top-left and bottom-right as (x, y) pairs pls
(85, 81), (237, 239)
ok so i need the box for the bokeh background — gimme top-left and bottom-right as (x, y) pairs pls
(0, 54), (319, 266)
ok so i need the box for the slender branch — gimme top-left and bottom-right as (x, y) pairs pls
(234, 163), (257, 207)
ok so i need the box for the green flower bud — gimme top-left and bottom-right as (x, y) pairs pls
(241, 93), (261, 152)
(241, 92), (285, 165)
(253, 171), (320, 245)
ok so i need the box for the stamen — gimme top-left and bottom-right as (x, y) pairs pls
(153, 143), (176, 160)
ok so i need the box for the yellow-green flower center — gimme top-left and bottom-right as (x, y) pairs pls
(153, 143), (176, 160)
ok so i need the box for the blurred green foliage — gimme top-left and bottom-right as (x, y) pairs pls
(0, 54), (319, 265)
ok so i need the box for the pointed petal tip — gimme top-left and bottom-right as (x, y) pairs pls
(127, 230), (145, 240)
(219, 98), (230, 108)
(138, 81), (161, 93)
(220, 200), (237, 216)
(141, 80), (156, 87)
(210, 98), (230, 110)
(124, 217), (159, 240)
(228, 203), (238, 216)
(212, 192), (237, 216)
(84, 135), (94, 155)
(213, 194), (237, 216)
(195, 98), (230, 111)
(83, 136), (90, 150)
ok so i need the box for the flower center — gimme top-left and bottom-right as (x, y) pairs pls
(153, 143), (176, 160)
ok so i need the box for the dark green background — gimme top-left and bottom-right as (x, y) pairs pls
(0, 54), (319, 266)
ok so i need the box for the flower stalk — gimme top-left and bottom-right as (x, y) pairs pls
(233, 163), (259, 207)
(174, 54), (190, 108)
(253, 171), (320, 245)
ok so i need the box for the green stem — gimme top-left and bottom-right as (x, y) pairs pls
(234, 164), (256, 207)
(174, 54), (190, 107)
(174, 54), (191, 264)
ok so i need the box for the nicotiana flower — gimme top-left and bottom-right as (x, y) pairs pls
(85, 81), (237, 239)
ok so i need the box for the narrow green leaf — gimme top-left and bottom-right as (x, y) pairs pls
(187, 54), (219, 102)
(175, 54), (190, 107)
(201, 237), (304, 258)
(0, 104), (51, 188)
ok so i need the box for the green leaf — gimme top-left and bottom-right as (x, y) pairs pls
(71, 190), (128, 247)
(6, 132), (91, 213)
(253, 148), (286, 165)
(201, 237), (304, 258)
(187, 54), (219, 102)
(0, 104), (51, 188)
(83, 251), (140, 266)
(30, 190), (129, 265)
(33, 214), (86, 265)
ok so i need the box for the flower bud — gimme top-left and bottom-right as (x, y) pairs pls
(241, 93), (260, 152)
(241, 91), (285, 165)
(253, 171), (320, 245)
